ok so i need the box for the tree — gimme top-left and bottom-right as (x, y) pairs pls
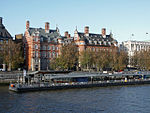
(110, 50), (128, 71)
(0, 40), (24, 70)
(50, 42), (79, 70)
(80, 49), (94, 70)
(132, 50), (150, 70)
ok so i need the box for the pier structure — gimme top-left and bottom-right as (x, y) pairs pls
(9, 71), (150, 92)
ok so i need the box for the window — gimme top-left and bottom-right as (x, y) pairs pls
(78, 47), (80, 51)
(40, 37), (43, 42)
(35, 51), (38, 57)
(56, 53), (58, 57)
(92, 48), (95, 51)
(94, 41), (97, 45)
(49, 52), (51, 58)
(52, 46), (55, 50)
(89, 40), (92, 44)
(6, 40), (8, 44)
(48, 38), (50, 42)
(47, 52), (49, 58)
(99, 41), (102, 45)
(0, 40), (3, 44)
(35, 44), (38, 49)
(48, 45), (51, 50)
(104, 41), (106, 45)
(96, 48), (99, 52)
(35, 38), (38, 42)
(43, 51), (46, 58)
(43, 45), (46, 50)
(53, 52), (55, 57)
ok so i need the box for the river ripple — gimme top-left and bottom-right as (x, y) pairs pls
(0, 85), (150, 113)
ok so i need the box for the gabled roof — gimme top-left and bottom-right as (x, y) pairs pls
(0, 18), (12, 40)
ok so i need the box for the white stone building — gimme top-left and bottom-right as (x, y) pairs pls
(119, 40), (150, 66)
(120, 40), (150, 56)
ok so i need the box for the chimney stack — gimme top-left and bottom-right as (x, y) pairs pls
(84, 26), (89, 34)
(68, 34), (71, 38)
(0, 17), (2, 25)
(45, 22), (49, 33)
(64, 31), (69, 37)
(102, 28), (106, 36)
(26, 21), (30, 29)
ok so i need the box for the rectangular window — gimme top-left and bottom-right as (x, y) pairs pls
(48, 45), (50, 50)
(44, 51), (46, 58)
(35, 44), (38, 49)
(0, 40), (3, 44)
(40, 37), (43, 42)
(35, 51), (38, 57)
(53, 46), (55, 50)
(53, 52), (55, 57)
(56, 53), (58, 57)
(49, 52), (51, 58)
(35, 38), (38, 42)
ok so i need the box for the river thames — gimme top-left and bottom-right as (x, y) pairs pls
(0, 85), (150, 113)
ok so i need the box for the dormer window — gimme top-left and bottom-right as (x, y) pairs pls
(104, 41), (106, 45)
(89, 40), (92, 44)
(40, 37), (43, 42)
(108, 42), (111, 45)
(103, 35), (106, 38)
(99, 41), (102, 45)
(94, 41), (97, 45)
(48, 38), (50, 42)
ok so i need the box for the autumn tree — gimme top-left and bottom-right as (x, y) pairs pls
(110, 50), (128, 71)
(50, 42), (79, 70)
(80, 49), (94, 70)
(132, 50), (150, 70)
(80, 48), (128, 72)
(0, 40), (24, 70)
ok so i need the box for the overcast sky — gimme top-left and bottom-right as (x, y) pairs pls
(1, 0), (150, 42)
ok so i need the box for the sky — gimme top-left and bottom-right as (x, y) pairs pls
(1, 0), (150, 42)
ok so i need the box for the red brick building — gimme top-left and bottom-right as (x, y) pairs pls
(74, 26), (118, 67)
(24, 21), (65, 71)
(24, 20), (118, 71)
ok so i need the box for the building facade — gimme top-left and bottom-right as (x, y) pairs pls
(0, 17), (13, 71)
(119, 40), (150, 67)
(74, 26), (118, 52)
(24, 21), (63, 71)
(0, 17), (13, 48)
(73, 26), (118, 67)
(24, 20), (118, 71)
(120, 40), (150, 56)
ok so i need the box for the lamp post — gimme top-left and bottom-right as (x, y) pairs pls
(128, 34), (134, 67)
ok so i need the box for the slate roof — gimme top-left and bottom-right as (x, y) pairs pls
(62, 36), (74, 44)
(0, 17), (12, 40)
(77, 32), (117, 46)
(28, 27), (60, 43)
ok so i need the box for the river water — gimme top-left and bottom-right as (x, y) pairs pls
(0, 85), (150, 113)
